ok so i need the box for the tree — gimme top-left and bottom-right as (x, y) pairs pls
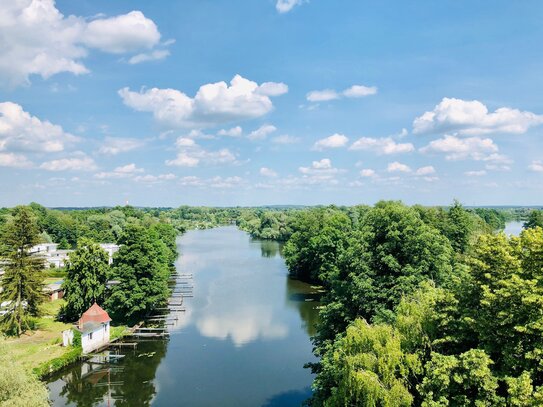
(283, 207), (352, 283)
(315, 202), (453, 345)
(0, 206), (44, 336)
(106, 224), (171, 324)
(0, 349), (49, 407)
(462, 229), (543, 377)
(418, 350), (502, 406)
(524, 210), (543, 230)
(313, 319), (420, 406)
(444, 200), (474, 254)
(61, 238), (110, 321)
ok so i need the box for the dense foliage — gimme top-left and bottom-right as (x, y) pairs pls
(60, 239), (110, 321)
(0, 349), (49, 407)
(279, 201), (543, 406)
(0, 206), (44, 336)
(106, 224), (175, 324)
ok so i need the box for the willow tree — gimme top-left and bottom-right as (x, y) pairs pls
(0, 206), (44, 336)
(61, 238), (109, 321)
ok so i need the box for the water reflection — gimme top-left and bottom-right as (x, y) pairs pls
(48, 227), (318, 407)
(258, 239), (283, 258)
(285, 278), (322, 337)
(48, 341), (167, 406)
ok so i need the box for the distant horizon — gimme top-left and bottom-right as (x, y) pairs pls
(4, 202), (542, 210)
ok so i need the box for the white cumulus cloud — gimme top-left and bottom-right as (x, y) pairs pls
(94, 163), (144, 179)
(349, 137), (414, 155)
(360, 169), (376, 178)
(276, 0), (305, 13)
(306, 84), (378, 102)
(166, 137), (238, 167)
(98, 137), (145, 155)
(119, 75), (287, 129)
(529, 161), (543, 172)
(413, 97), (543, 136)
(415, 166), (436, 176)
(260, 167), (278, 178)
(387, 162), (412, 173)
(0, 152), (33, 168)
(134, 173), (176, 183)
(128, 49), (170, 65)
(248, 124), (277, 141)
(342, 85), (378, 98)
(313, 133), (349, 150)
(420, 135), (502, 161)
(0, 1), (165, 86)
(0, 102), (77, 153)
(40, 156), (97, 171)
(217, 126), (242, 137)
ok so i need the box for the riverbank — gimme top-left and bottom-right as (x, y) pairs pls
(0, 300), (72, 373)
(0, 299), (131, 379)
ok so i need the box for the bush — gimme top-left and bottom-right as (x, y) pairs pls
(32, 347), (81, 379)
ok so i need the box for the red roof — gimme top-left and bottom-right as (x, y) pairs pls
(79, 302), (112, 328)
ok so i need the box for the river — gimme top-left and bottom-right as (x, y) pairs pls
(47, 227), (320, 406)
(503, 220), (524, 236)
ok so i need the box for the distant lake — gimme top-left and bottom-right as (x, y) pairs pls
(503, 221), (524, 236)
(47, 226), (320, 406)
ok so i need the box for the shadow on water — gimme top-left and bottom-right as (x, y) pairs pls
(261, 386), (313, 407)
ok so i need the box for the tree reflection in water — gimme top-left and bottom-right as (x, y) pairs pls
(52, 340), (167, 406)
(255, 238), (321, 337)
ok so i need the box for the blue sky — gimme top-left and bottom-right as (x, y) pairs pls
(1, 0), (543, 207)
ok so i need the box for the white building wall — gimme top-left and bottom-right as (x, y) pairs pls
(81, 323), (110, 354)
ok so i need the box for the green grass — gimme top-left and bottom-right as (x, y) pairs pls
(110, 325), (130, 341)
(0, 300), (73, 372)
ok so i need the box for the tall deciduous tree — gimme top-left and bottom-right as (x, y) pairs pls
(106, 224), (170, 324)
(0, 206), (44, 336)
(524, 210), (543, 230)
(61, 238), (110, 321)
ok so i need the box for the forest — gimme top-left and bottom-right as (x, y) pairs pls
(1, 202), (543, 406)
(280, 202), (543, 406)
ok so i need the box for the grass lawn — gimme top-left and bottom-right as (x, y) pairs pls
(0, 300), (72, 371)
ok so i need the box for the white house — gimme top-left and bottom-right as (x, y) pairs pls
(29, 243), (59, 254)
(77, 303), (112, 354)
(99, 243), (120, 265)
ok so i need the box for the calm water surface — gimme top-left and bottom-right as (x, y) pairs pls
(504, 220), (524, 236)
(47, 227), (320, 406)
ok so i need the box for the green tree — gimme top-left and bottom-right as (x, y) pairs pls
(0, 348), (49, 407)
(316, 202), (453, 345)
(418, 350), (502, 406)
(444, 200), (474, 253)
(524, 210), (543, 229)
(313, 319), (420, 406)
(61, 238), (110, 321)
(106, 224), (171, 324)
(283, 207), (352, 283)
(0, 206), (44, 336)
(463, 229), (543, 377)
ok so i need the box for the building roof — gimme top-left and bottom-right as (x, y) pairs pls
(78, 302), (111, 329)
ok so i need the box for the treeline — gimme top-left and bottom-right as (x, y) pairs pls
(61, 221), (178, 325)
(280, 201), (543, 405)
(0, 205), (178, 330)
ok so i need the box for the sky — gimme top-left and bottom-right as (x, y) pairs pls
(1, 0), (543, 207)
